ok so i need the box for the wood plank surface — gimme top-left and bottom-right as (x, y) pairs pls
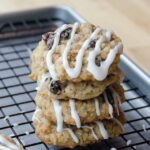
(0, 0), (150, 75)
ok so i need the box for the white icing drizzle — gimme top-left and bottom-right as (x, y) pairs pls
(113, 118), (124, 131)
(63, 24), (101, 78)
(103, 92), (113, 118)
(32, 107), (41, 122)
(109, 87), (119, 116)
(52, 99), (63, 132)
(82, 126), (98, 140)
(36, 72), (50, 90)
(0, 135), (19, 150)
(110, 86), (121, 105)
(46, 23), (123, 81)
(94, 98), (100, 116)
(87, 27), (123, 81)
(110, 86), (122, 116)
(96, 121), (109, 139)
(46, 24), (68, 80)
(65, 128), (79, 143)
(69, 99), (81, 128)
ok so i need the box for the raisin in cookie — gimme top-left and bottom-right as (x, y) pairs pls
(37, 68), (123, 100)
(30, 23), (123, 82)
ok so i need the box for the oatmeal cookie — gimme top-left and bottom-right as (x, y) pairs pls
(33, 110), (126, 148)
(30, 23), (123, 82)
(35, 83), (125, 126)
(37, 68), (123, 100)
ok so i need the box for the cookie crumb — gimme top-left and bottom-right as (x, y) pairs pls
(126, 139), (132, 146)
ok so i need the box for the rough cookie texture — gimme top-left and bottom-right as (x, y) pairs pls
(29, 23), (122, 82)
(30, 22), (125, 149)
(0, 132), (24, 150)
(35, 83), (124, 125)
(29, 40), (48, 81)
(37, 68), (123, 100)
(33, 110), (126, 148)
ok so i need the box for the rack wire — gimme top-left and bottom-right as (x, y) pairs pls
(0, 13), (150, 150)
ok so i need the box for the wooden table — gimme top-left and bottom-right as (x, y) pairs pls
(1, 0), (150, 76)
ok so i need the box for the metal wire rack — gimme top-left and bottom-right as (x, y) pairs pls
(0, 7), (150, 150)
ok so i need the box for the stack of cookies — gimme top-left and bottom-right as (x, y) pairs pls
(30, 23), (126, 148)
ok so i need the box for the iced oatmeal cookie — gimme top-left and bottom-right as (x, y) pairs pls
(30, 23), (123, 82)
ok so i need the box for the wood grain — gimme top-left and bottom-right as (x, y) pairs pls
(0, 0), (150, 75)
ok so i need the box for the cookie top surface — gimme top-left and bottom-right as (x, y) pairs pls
(34, 82), (125, 131)
(31, 23), (123, 82)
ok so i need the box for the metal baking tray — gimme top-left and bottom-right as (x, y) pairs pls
(0, 5), (150, 150)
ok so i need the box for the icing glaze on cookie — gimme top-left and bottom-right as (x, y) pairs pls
(87, 29), (112, 80)
(69, 99), (81, 128)
(87, 31), (123, 81)
(65, 128), (79, 143)
(110, 86), (121, 116)
(94, 98), (101, 116)
(46, 23), (123, 81)
(36, 73), (50, 91)
(46, 24), (68, 80)
(50, 90), (116, 130)
(63, 23), (101, 78)
(0, 135), (20, 150)
(52, 99), (63, 132)
(103, 91), (113, 118)
(82, 126), (98, 140)
(96, 121), (109, 139)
